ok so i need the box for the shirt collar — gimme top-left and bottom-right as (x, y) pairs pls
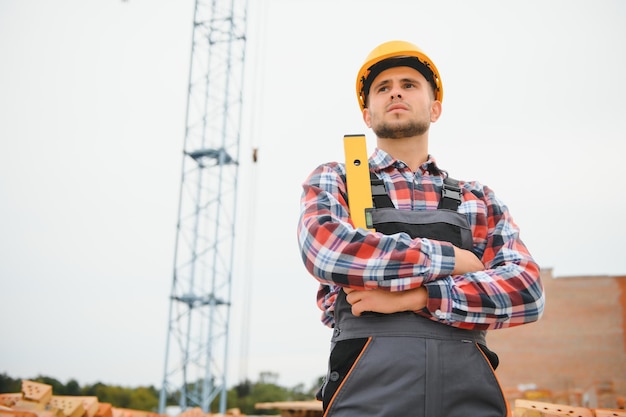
(371, 148), (443, 175)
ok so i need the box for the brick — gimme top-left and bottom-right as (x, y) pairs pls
(77, 398), (98, 417)
(21, 382), (52, 405)
(514, 399), (593, 417)
(49, 397), (84, 417)
(0, 410), (39, 417)
(0, 394), (21, 408)
(94, 404), (112, 417)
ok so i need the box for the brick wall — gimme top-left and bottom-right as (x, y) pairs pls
(487, 269), (626, 405)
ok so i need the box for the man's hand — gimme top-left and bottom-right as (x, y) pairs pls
(452, 246), (485, 275)
(344, 247), (483, 316)
(344, 287), (428, 316)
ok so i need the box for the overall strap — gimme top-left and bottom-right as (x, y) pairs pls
(438, 176), (462, 210)
(369, 172), (395, 208)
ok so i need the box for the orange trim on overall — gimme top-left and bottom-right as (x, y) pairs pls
(476, 342), (511, 417)
(323, 337), (373, 417)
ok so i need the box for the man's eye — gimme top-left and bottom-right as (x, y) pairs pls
(404, 83), (415, 89)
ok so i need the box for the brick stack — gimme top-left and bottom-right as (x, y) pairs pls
(487, 269), (626, 410)
(0, 381), (242, 417)
(0, 381), (156, 417)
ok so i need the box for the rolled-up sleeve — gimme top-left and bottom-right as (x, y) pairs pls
(421, 182), (544, 330)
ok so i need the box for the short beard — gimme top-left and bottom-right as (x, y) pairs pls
(372, 119), (430, 139)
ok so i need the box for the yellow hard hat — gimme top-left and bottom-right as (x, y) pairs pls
(356, 40), (443, 110)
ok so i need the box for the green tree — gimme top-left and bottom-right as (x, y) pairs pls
(228, 372), (320, 415)
(0, 373), (21, 393)
(33, 376), (64, 394)
(94, 385), (132, 408)
(128, 386), (159, 412)
(64, 379), (81, 396)
(81, 382), (107, 398)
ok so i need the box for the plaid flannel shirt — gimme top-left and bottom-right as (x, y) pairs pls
(297, 148), (544, 330)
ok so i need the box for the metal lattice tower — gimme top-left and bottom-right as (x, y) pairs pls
(159, 0), (249, 414)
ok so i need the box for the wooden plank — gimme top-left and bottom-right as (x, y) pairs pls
(594, 410), (626, 417)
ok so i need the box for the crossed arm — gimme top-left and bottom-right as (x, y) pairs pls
(345, 246), (485, 316)
(299, 163), (544, 329)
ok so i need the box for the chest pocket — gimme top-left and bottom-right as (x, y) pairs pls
(366, 172), (473, 251)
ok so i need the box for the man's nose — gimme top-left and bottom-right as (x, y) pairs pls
(389, 84), (403, 100)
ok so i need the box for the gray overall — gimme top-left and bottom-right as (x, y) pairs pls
(318, 174), (509, 417)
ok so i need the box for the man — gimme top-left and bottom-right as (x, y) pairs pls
(297, 40), (545, 417)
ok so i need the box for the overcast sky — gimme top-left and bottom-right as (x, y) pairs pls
(1, 0), (625, 393)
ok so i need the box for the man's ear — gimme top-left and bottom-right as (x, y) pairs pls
(430, 100), (442, 123)
(362, 108), (371, 127)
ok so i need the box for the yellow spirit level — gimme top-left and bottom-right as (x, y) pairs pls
(343, 134), (374, 231)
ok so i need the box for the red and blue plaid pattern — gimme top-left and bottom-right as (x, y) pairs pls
(297, 148), (544, 330)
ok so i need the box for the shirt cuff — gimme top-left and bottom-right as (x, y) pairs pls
(424, 281), (453, 322)
(424, 240), (455, 281)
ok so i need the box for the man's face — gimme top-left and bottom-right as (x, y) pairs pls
(362, 66), (440, 139)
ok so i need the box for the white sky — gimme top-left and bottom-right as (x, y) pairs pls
(1, 0), (625, 393)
